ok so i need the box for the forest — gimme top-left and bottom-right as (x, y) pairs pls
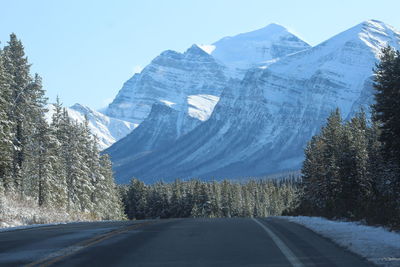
(120, 178), (298, 220)
(294, 47), (400, 228)
(0, 34), (124, 224)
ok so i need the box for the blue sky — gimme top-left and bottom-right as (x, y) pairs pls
(1, 0), (399, 109)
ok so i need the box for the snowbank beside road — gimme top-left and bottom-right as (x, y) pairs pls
(282, 216), (400, 267)
(0, 194), (94, 230)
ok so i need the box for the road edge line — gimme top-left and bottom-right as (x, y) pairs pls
(252, 218), (304, 267)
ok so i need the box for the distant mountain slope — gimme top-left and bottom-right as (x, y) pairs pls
(46, 104), (136, 150)
(105, 93), (220, 161)
(108, 20), (400, 183)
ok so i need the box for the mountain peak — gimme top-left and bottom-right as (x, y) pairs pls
(159, 49), (180, 58)
(346, 19), (400, 52)
(302, 19), (400, 57)
(209, 23), (310, 70)
(361, 19), (390, 28)
(357, 19), (394, 32)
(70, 103), (90, 112)
(255, 23), (289, 34)
(185, 44), (209, 56)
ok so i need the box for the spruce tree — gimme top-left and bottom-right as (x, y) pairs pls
(373, 46), (400, 227)
(2, 34), (32, 191)
(0, 48), (13, 189)
(373, 46), (400, 163)
(341, 111), (371, 219)
(97, 154), (125, 219)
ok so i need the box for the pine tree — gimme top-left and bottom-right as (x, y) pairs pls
(169, 180), (183, 218)
(49, 98), (68, 208)
(97, 154), (125, 219)
(373, 46), (400, 164)
(126, 178), (147, 219)
(300, 109), (344, 217)
(320, 109), (344, 217)
(0, 47), (13, 189)
(220, 180), (233, 217)
(2, 34), (33, 192)
(18, 75), (53, 205)
(341, 111), (371, 219)
(373, 46), (400, 227)
(71, 120), (94, 213)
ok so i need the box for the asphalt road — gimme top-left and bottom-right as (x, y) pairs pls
(0, 217), (373, 267)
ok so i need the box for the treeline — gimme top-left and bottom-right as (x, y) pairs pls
(120, 178), (298, 219)
(294, 47), (400, 228)
(0, 34), (124, 220)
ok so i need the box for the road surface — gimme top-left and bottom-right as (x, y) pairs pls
(0, 217), (373, 266)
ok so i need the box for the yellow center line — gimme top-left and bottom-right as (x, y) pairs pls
(25, 221), (153, 267)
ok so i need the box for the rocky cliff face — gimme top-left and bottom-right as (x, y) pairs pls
(107, 20), (400, 184)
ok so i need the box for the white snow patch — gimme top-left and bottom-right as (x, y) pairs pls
(282, 216), (400, 267)
(159, 99), (176, 107)
(198, 44), (216, 54)
(187, 94), (220, 121)
(0, 193), (98, 230)
(133, 65), (143, 74)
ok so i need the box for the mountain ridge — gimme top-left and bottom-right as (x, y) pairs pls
(105, 19), (400, 183)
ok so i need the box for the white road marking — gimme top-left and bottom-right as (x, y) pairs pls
(252, 218), (304, 267)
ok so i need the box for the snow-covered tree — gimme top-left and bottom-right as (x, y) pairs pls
(0, 47), (13, 190)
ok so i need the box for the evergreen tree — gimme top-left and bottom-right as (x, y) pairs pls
(2, 34), (33, 191)
(169, 180), (183, 218)
(300, 110), (344, 217)
(0, 47), (13, 189)
(49, 99), (68, 208)
(373, 46), (400, 227)
(373, 46), (400, 164)
(97, 154), (125, 219)
(126, 178), (147, 219)
(341, 111), (371, 219)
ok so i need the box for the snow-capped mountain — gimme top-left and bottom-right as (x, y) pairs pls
(46, 103), (137, 150)
(105, 44), (228, 125)
(107, 20), (400, 183)
(200, 23), (310, 75)
(104, 24), (311, 182)
(103, 44), (228, 158)
(105, 24), (310, 126)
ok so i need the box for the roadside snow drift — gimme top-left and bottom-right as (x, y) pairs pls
(284, 216), (400, 267)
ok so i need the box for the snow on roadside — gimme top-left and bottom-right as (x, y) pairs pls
(0, 222), (67, 233)
(282, 216), (400, 267)
(0, 193), (95, 230)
